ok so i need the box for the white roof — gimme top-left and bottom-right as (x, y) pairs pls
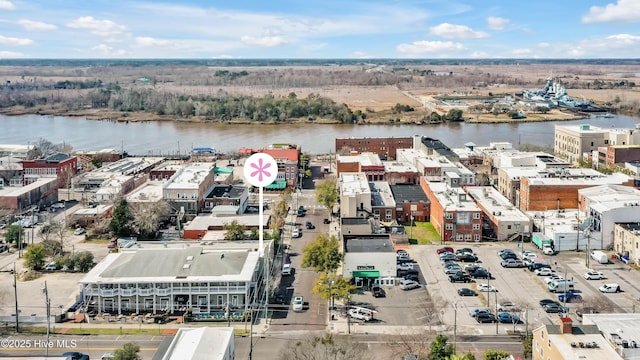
(340, 172), (370, 196)
(466, 186), (531, 222)
(165, 162), (215, 190)
(126, 180), (165, 203)
(527, 172), (630, 186)
(337, 152), (382, 166)
(580, 185), (640, 211)
(0, 178), (57, 197)
(425, 181), (481, 212)
(186, 214), (270, 230)
(163, 327), (234, 360)
(383, 161), (417, 173)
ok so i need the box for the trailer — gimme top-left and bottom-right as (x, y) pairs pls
(591, 251), (609, 264)
(532, 233), (553, 250)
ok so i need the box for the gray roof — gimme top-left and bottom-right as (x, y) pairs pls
(344, 236), (394, 253)
(390, 184), (430, 204)
(83, 247), (257, 284)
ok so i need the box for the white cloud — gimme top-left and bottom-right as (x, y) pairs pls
(487, 17), (509, 30)
(17, 19), (57, 31)
(0, 51), (24, 58)
(211, 54), (236, 59)
(351, 51), (377, 58)
(240, 35), (288, 47)
(583, 0), (640, 23)
(91, 44), (128, 57)
(396, 40), (465, 57)
(0, 35), (34, 46)
(66, 16), (127, 36)
(511, 48), (532, 56)
(0, 0), (15, 10)
(134, 36), (177, 48)
(428, 23), (489, 39)
(470, 51), (489, 58)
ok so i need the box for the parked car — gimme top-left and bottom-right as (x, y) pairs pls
(558, 292), (583, 303)
(400, 279), (421, 290)
(458, 288), (478, 296)
(62, 352), (84, 360)
(282, 263), (293, 276)
(292, 228), (301, 238)
(539, 299), (560, 307)
(528, 262), (551, 272)
(469, 308), (492, 318)
(397, 249), (409, 257)
(543, 303), (569, 313)
(440, 252), (458, 261)
(535, 268), (555, 276)
(497, 313), (521, 324)
(456, 247), (474, 255)
(497, 249), (516, 256)
(323, 218), (330, 224)
(599, 283), (621, 293)
(544, 275), (564, 285)
(543, 246), (556, 255)
(397, 257), (415, 264)
(496, 301), (520, 312)
(404, 273), (420, 282)
(464, 263), (482, 273)
(477, 283), (497, 292)
(348, 307), (374, 322)
(444, 265), (463, 274)
(74, 227), (86, 235)
(449, 271), (471, 283)
(456, 253), (479, 262)
(476, 313), (497, 323)
(372, 286), (386, 298)
(500, 252), (517, 260)
(293, 296), (304, 312)
(437, 247), (454, 254)
(470, 269), (492, 279)
(305, 221), (315, 229)
(44, 262), (57, 271)
(398, 263), (414, 271)
(584, 271), (605, 280)
(501, 259), (525, 268)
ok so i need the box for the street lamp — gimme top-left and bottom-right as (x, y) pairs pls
(42, 281), (51, 357)
(453, 303), (458, 353)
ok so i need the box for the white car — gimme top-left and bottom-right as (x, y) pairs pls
(397, 263), (414, 271)
(496, 301), (519, 312)
(584, 271), (605, 280)
(293, 296), (304, 311)
(74, 227), (86, 235)
(292, 228), (301, 238)
(477, 283), (497, 292)
(544, 275), (563, 284)
(522, 252), (538, 260)
(543, 246), (556, 255)
(534, 268), (554, 276)
(348, 307), (374, 322)
(400, 279), (421, 290)
(282, 264), (292, 276)
(599, 283), (621, 293)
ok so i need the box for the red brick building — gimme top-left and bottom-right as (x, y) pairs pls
(335, 137), (413, 160)
(336, 153), (386, 181)
(255, 146), (301, 189)
(390, 184), (430, 223)
(21, 153), (77, 189)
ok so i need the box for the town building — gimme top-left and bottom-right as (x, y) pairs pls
(203, 184), (249, 215)
(624, 160), (640, 187)
(80, 242), (269, 317)
(159, 327), (235, 360)
(339, 172), (371, 218)
(182, 214), (270, 240)
(336, 152), (385, 181)
(256, 144), (301, 189)
(613, 223), (640, 265)
(0, 156), (23, 187)
(0, 177), (57, 213)
(163, 162), (216, 215)
(532, 208), (598, 252)
(420, 177), (482, 242)
(579, 185), (640, 250)
(341, 234), (397, 288)
(335, 136), (413, 160)
(532, 316), (621, 360)
(370, 181), (396, 222)
(383, 160), (419, 185)
(22, 152), (77, 188)
(582, 313), (640, 358)
(600, 145), (640, 167)
(519, 171), (633, 211)
(149, 161), (185, 181)
(466, 186), (532, 241)
(70, 204), (114, 227)
(0, 144), (34, 159)
(396, 148), (474, 185)
(390, 184), (430, 223)
(554, 124), (640, 164)
(74, 149), (121, 172)
(413, 136), (459, 161)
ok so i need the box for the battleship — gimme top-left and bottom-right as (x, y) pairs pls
(523, 77), (603, 112)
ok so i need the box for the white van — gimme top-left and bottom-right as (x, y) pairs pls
(282, 263), (292, 276)
(599, 283), (621, 293)
(548, 279), (574, 293)
(591, 251), (609, 264)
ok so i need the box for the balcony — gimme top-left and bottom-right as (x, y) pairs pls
(156, 288), (171, 296)
(120, 288), (137, 296)
(138, 288), (154, 296)
(100, 289), (119, 296)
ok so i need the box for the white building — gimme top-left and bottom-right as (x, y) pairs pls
(339, 172), (372, 218)
(342, 235), (397, 288)
(466, 186), (532, 241)
(163, 162), (216, 214)
(555, 124), (640, 164)
(161, 327), (235, 360)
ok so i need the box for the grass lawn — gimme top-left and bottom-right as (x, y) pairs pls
(406, 222), (440, 245)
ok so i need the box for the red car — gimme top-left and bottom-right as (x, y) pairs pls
(437, 247), (454, 254)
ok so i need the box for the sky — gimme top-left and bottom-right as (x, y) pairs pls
(1, 0), (640, 59)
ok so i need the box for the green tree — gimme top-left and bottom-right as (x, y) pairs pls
(484, 350), (510, 360)
(23, 244), (47, 270)
(522, 334), (533, 359)
(446, 109), (464, 121)
(65, 254), (77, 272)
(312, 272), (355, 304)
(41, 239), (63, 257)
(448, 354), (476, 360)
(223, 220), (246, 241)
(429, 335), (454, 360)
(110, 199), (132, 237)
(315, 180), (337, 215)
(301, 234), (343, 272)
(4, 224), (24, 244)
(113, 341), (141, 360)
(73, 251), (95, 272)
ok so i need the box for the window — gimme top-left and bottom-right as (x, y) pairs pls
(445, 212), (453, 219)
(465, 234), (471, 241)
(475, 234), (480, 241)
(456, 234), (463, 241)
(473, 224), (480, 230)
(473, 213), (480, 219)
(507, 225), (512, 230)
(446, 224), (453, 230)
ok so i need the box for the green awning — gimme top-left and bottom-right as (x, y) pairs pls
(352, 271), (380, 278)
(265, 181), (287, 189)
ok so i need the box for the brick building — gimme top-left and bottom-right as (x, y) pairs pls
(390, 184), (430, 223)
(336, 153), (386, 181)
(335, 137), (413, 160)
(22, 152), (77, 189)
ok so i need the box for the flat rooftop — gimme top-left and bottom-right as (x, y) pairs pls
(338, 152), (382, 166)
(205, 184), (246, 199)
(580, 185), (640, 212)
(383, 161), (417, 173)
(344, 237), (394, 253)
(163, 327), (234, 360)
(340, 172), (370, 197)
(126, 181), (165, 203)
(165, 162), (215, 190)
(81, 247), (258, 283)
(466, 186), (531, 222)
(0, 178), (57, 197)
(527, 172), (630, 186)
(424, 181), (481, 212)
(370, 181), (395, 207)
(390, 184), (429, 204)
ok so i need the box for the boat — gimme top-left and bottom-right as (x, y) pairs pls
(523, 77), (602, 112)
(594, 113), (615, 118)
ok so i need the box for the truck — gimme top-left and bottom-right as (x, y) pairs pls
(532, 233), (553, 250)
(591, 251), (609, 264)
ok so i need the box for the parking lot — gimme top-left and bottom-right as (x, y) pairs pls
(347, 242), (640, 335)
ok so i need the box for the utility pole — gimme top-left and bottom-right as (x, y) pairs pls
(42, 281), (51, 357)
(13, 262), (19, 333)
(495, 290), (499, 334)
(525, 305), (529, 336)
(453, 303), (458, 354)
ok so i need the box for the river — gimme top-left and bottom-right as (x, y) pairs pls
(1, 114), (639, 155)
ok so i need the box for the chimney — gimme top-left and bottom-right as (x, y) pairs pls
(560, 317), (573, 334)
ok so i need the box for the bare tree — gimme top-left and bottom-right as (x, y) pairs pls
(129, 201), (171, 239)
(281, 333), (368, 360)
